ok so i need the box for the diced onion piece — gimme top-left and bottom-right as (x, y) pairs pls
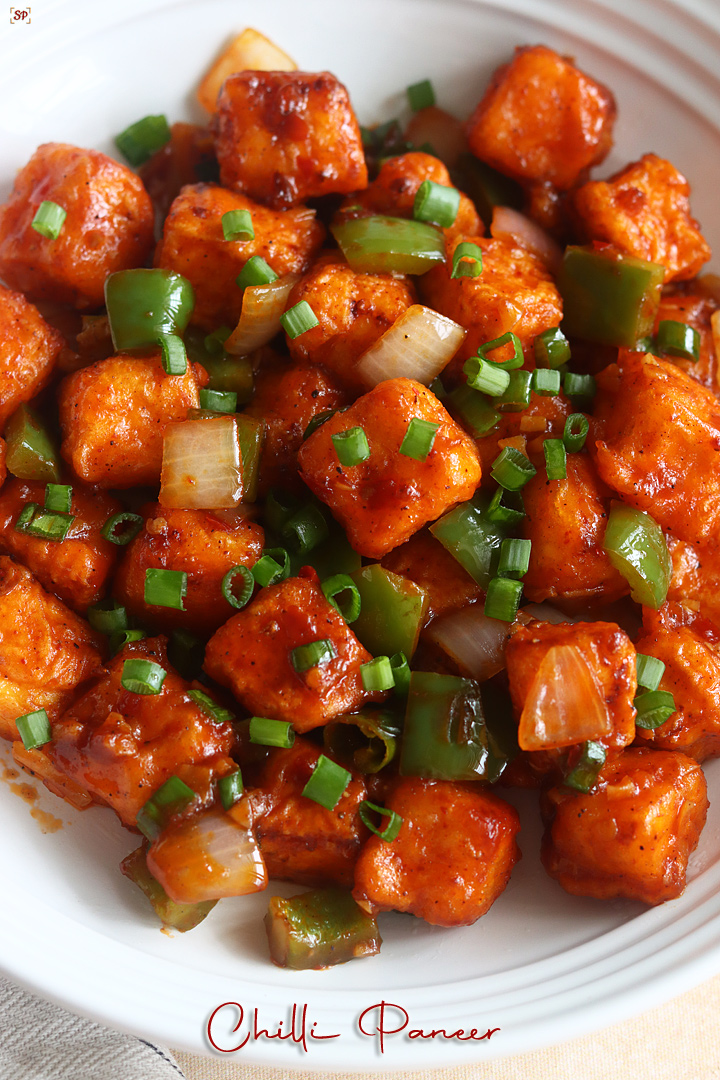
(405, 106), (468, 170)
(224, 273), (300, 356)
(522, 603), (576, 625)
(12, 741), (94, 810)
(355, 304), (465, 388)
(160, 416), (242, 509)
(491, 206), (563, 276)
(518, 644), (612, 751)
(147, 804), (267, 904)
(424, 605), (513, 682)
(197, 28), (297, 112)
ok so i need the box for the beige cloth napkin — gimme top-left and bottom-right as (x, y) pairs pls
(172, 971), (720, 1080)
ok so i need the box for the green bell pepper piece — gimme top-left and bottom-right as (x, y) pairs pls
(4, 404), (61, 483)
(264, 888), (381, 969)
(105, 268), (195, 351)
(350, 564), (428, 659)
(323, 708), (402, 773)
(120, 846), (216, 932)
(331, 215), (446, 275)
(185, 328), (254, 404)
(603, 503), (671, 609)
(429, 492), (510, 588)
(235, 414), (264, 503)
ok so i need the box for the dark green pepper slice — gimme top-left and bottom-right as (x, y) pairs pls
(331, 215), (445, 275)
(350, 564), (428, 659)
(323, 709), (402, 773)
(4, 404), (61, 483)
(105, 268), (195, 351)
(120, 846), (216, 932)
(264, 888), (381, 969)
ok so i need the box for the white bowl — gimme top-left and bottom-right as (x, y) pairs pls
(2, 0), (720, 1071)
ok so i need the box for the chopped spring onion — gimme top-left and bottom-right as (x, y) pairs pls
(634, 689), (677, 729)
(354, 304), (466, 388)
(144, 568), (187, 611)
(101, 511), (143, 546)
(291, 639), (337, 673)
(15, 708), (52, 750)
(451, 241), (483, 279)
(332, 427), (370, 467)
(544, 438), (568, 480)
(603, 504), (671, 609)
(360, 656), (395, 693)
(486, 487), (525, 526)
(535, 327), (571, 369)
(136, 775), (196, 841)
(399, 417), (439, 461)
(87, 599), (129, 636)
(358, 801), (403, 842)
(221, 565), (254, 609)
(331, 215), (446, 276)
(321, 574), (362, 623)
(563, 372), (596, 400)
(463, 356), (511, 396)
(656, 319), (701, 361)
(251, 548), (290, 587)
(159, 333), (187, 375)
(413, 180), (460, 228)
(477, 331), (524, 370)
(497, 538), (531, 579)
(301, 754), (351, 810)
(221, 209), (254, 242)
(445, 384), (500, 435)
(19, 506), (74, 542)
(532, 368), (561, 396)
(159, 416), (242, 509)
(483, 576), (523, 622)
(390, 651), (411, 696)
(188, 689), (234, 725)
(109, 628), (146, 657)
(564, 740), (607, 793)
(199, 389), (237, 414)
(31, 200), (67, 240)
(563, 413), (590, 453)
(249, 716), (296, 748)
(44, 483), (71, 513)
(280, 300), (319, 339)
(121, 658), (167, 696)
(218, 770), (244, 810)
(496, 369), (533, 413)
(236, 255), (278, 288)
(636, 653), (665, 692)
(490, 446), (536, 490)
(14, 503), (37, 534)
(225, 273), (299, 355)
(407, 77), (435, 111)
(115, 114), (171, 166)
(282, 503), (329, 554)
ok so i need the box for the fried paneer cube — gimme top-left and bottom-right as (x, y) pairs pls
(592, 352), (720, 544)
(634, 602), (720, 761)
(667, 535), (720, 629)
(244, 357), (351, 496)
(420, 236), (563, 371)
(204, 569), (383, 732)
(247, 737), (369, 888)
(215, 71), (367, 209)
(466, 45), (616, 191)
(154, 183), (325, 331)
(0, 556), (102, 741)
(541, 747), (707, 904)
(352, 778), (521, 926)
(0, 143), (154, 309)
(571, 154), (711, 282)
(283, 258), (417, 390)
(0, 478), (122, 611)
(653, 292), (718, 392)
(0, 286), (65, 431)
(113, 505), (264, 636)
(506, 620), (637, 752)
(49, 637), (236, 827)
(381, 529), (482, 622)
(298, 378), (482, 559)
(58, 351), (205, 488)
(521, 452), (629, 605)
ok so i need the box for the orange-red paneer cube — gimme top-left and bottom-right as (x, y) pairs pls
(215, 71), (367, 209)
(204, 569), (384, 732)
(154, 183), (325, 330)
(634, 602), (720, 762)
(466, 45), (616, 191)
(0, 439), (6, 489)
(0, 556), (102, 742)
(298, 378), (482, 559)
(506, 620), (637, 752)
(0, 143), (154, 309)
(0, 286), (65, 431)
(420, 235), (563, 372)
(381, 529), (482, 622)
(653, 292), (718, 392)
(247, 737), (369, 888)
(352, 777), (521, 926)
(0, 478), (122, 612)
(520, 452), (629, 606)
(113, 505), (264, 636)
(592, 353), (720, 544)
(57, 351), (205, 488)
(283, 257), (417, 390)
(50, 637), (236, 828)
(541, 747), (707, 904)
(571, 154), (711, 282)
(667, 535), (720, 630)
(245, 357), (351, 496)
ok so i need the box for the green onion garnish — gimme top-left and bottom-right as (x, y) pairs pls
(563, 372), (596, 400)
(656, 320), (700, 361)
(413, 180), (460, 228)
(249, 716), (296, 748)
(490, 447), (536, 490)
(486, 487), (525, 526)
(463, 356), (511, 397)
(636, 653), (665, 692)
(221, 564), (254, 609)
(497, 538), (531, 579)
(303, 409), (337, 440)
(634, 689), (676, 729)
(31, 200), (67, 240)
(301, 754), (351, 810)
(159, 333), (187, 375)
(360, 656), (395, 692)
(218, 769), (244, 810)
(14, 503), (38, 534)
(534, 327), (571, 369)
(451, 241), (483, 279)
(358, 800), (403, 841)
(87, 599), (129, 636)
(331, 427), (370, 467)
(399, 417), (439, 461)
(121, 658), (167, 695)
(136, 774), (196, 841)
(407, 78), (435, 111)
(477, 331), (524, 370)
(291, 639), (337, 673)
(321, 574), (362, 623)
(544, 438), (567, 480)
(109, 628), (146, 657)
(198, 388), (237, 414)
(532, 368), (561, 396)
(101, 511), (143, 546)
(495, 369), (532, 413)
(483, 576), (523, 622)
(236, 255), (278, 289)
(20, 507), (74, 542)
(562, 413), (590, 453)
(280, 301), (319, 339)
(221, 209), (254, 242)
(188, 689), (234, 725)
(44, 483), (72, 513)
(282, 504), (329, 554)
(564, 740), (606, 793)
(115, 114), (171, 166)
(390, 651), (411, 696)
(144, 568), (187, 611)
(15, 708), (52, 750)
(251, 549), (290, 588)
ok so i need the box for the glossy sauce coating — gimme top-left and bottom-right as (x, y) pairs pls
(0, 286), (65, 431)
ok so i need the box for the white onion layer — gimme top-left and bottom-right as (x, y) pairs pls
(159, 416), (242, 509)
(224, 273), (300, 356)
(425, 604), (512, 682)
(491, 206), (563, 276)
(355, 304), (466, 388)
(518, 644), (612, 751)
